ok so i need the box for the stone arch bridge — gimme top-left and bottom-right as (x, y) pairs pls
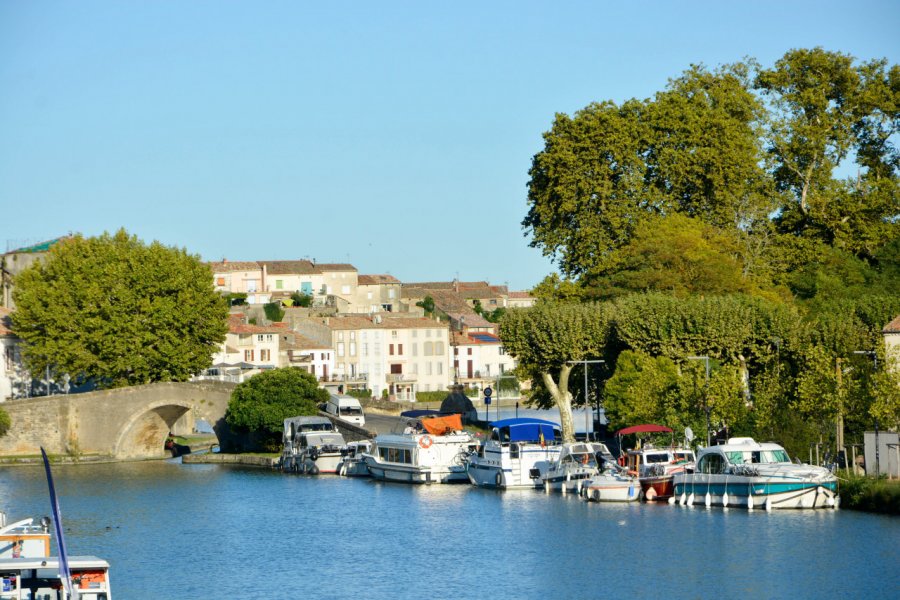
(0, 381), (238, 460)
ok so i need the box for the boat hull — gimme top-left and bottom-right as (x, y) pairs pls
(583, 474), (641, 502)
(364, 457), (468, 484)
(640, 475), (675, 501)
(466, 446), (561, 489)
(672, 476), (839, 509)
(282, 452), (342, 475)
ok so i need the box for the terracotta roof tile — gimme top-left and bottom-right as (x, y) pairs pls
(883, 315), (900, 333)
(327, 316), (448, 330)
(227, 314), (283, 334)
(314, 263), (356, 272)
(359, 274), (400, 285)
(509, 291), (533, 299)
(260, 260), (317, 275)
(208, 260), (261, 272)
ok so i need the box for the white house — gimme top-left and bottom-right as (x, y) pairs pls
(325, 314), (451, 400)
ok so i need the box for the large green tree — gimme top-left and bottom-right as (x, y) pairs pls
(499, 302), (612, 442)
(225, 368), (327, 448)
(12, 230), (228, 388)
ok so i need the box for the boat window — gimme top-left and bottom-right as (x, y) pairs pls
(675, 452), (694, 462)
(510, 443), (520, 459)
(380, 447), (412, 464)
(726, 449), (791, 464)
(491, 429), (501, 442)
(645, 453), (669, 463)
(699, 454), (726, 474)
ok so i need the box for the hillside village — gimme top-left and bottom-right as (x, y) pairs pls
(0, 239), (535, 402)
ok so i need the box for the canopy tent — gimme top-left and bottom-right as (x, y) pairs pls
(615, 424), (673, 436)
(490, 418), (560, 443)
(420, 414), (463, 435)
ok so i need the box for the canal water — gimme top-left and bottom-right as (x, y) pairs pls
(1, 460), (897, 599)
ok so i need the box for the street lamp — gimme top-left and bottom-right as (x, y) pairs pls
(567, 359), (605, 440)
(687, 356), (711, 446)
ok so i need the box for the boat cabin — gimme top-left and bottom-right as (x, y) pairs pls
(282, 416), (344, 452)
(0, 517), (51, 560)
(0, 556), (112, 600)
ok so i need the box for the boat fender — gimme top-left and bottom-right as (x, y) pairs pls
(418, 435), (433, 449)
(495, 472), (503, 488)
(309, 447), (319, 461)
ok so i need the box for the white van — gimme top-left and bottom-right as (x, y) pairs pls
(325, 394), (366, 427)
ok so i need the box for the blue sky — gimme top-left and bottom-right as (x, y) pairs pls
(2, 1), (898, 290)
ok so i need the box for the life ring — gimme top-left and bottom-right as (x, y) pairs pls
(418, 435), (433, 449)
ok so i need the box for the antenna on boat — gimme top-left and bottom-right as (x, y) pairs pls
(40, 448), (77, 599)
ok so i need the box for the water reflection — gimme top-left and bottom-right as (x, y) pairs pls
(1, 462), (897, 599)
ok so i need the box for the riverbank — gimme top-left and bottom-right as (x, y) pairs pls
(839, 474), (900, 514)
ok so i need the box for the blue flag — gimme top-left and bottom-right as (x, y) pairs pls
(40, 448), (75, 598)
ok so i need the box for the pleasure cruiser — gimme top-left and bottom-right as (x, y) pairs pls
(466, 418), (562, 489)
(672, 437), (839, 509)
(363, 412), (477, 484)
(281, 416), (347, 474)
(535, 442), (614, 494)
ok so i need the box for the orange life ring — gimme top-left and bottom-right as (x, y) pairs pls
(418, 435), (433, 449)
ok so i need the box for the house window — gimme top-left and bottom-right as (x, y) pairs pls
(389, 344), (394, 356)
(426, 362), (433, 375)
(398, 344), (403, 355)
(350, 332), (356, 341)
(435, 342), (444, 355)
(426, 329), (432, 338)
(276, 280), (283, 289)
(244, 349), (255, 361)
(436, 361), (442, 375)
(350, 343), (356, 356)
(391, 330), (398, 339)
(412, 343), (417, 356)
(388, 289), (395, 299)
(341, 285), (351, 294)
(260, 349), (270, 362)
(424, 342), (433, 356)
(266, 334), (273, 342)
(499, 347), (506, 355)
(337, 343), (345, 357)
(338, 332), (344, 341)
(216, 277), (225, 286)
(412, 330), (417, 338)
(467, 348), (472, 355)
(367, 291), (373, 299)
(362, 343), (368, 357)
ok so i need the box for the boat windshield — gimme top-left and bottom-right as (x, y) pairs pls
(644, 453), (670, 464)
(726, 449), (790, 464)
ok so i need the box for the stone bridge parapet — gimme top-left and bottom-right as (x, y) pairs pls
(0, 381), (237, 460)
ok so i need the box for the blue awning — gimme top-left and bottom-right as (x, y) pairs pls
(490, 418), (560, 443)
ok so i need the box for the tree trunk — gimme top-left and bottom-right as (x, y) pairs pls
(543, 364), (576, 443)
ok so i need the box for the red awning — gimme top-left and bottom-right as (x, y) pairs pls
(615, 424), (673, 436)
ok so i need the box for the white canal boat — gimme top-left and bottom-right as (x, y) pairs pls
(281, 416), (347, 474)
(363, 412), (477, 484)
(0, 556), (113, 600)
(536, 442), (614, 494)
(336, 440), (373, 477)
(466, 418), (562, 489)
(672, 437), (839, 510)
(0, 513), (50, 560)
(582, 465), (641, 502)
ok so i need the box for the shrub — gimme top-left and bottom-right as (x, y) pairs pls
(0, 408), (10, 437)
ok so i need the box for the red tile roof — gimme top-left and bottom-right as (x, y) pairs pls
(883, 315), (900, 333)
(359, 274), (400, 285)
(227, 314), (283, 334)
(326, 316), (448, 330)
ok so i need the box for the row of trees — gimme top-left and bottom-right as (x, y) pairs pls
(506, 48), (899, 456)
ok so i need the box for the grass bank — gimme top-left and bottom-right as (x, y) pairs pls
(840, 474), (900, 515)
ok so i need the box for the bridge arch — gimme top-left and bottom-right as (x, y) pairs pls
(113, 399), (195, 459)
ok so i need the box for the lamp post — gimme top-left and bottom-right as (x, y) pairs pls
(687, 356), (711, 446)
(853, 350), (879, 476)
(567, 359), (605, 440)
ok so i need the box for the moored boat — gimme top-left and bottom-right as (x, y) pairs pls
(535, 442), (614, 494)
(465, 418), (562, 489)
(672, 437), (839, 510)
(623, 446), (695, 501)
(363, 412), (477, 484)
(0, 556), (113, 599)
(281, 416), (347, 474)
(336, 440), (373, 477)
(582, 464), (641, 502)
(0, 514), (51, 559)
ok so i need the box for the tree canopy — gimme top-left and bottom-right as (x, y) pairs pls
(12, 230), (228, 388)
(499, 302), (612, 441)
(225, 368), (327, 446)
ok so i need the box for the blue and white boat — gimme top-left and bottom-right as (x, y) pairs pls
(672, 437), (839, 510)
(465, 418), (562, 489)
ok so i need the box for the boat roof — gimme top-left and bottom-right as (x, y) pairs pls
(400, 409), (442, 418)
(615, 424), (673, 436)
(702, 438), (786, 453)
(490, 417), (559, 428)
(0, 556), (110, 570)
(284, 416), (333, 427)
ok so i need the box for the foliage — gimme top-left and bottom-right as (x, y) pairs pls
(345, 388), (372, 401)
(416, 295), (435, 315)
(290, 292), (312, 308)
(263, 301), (285, 322)
(839, 474), (900, 515)
(225, 368), (327, 444)
(225, 293), (247, 306)
(415, 391), (449, 404)
(0, 407), (10, 437)
(11, 230), (228, 389)
(499, 302), (613, 441)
